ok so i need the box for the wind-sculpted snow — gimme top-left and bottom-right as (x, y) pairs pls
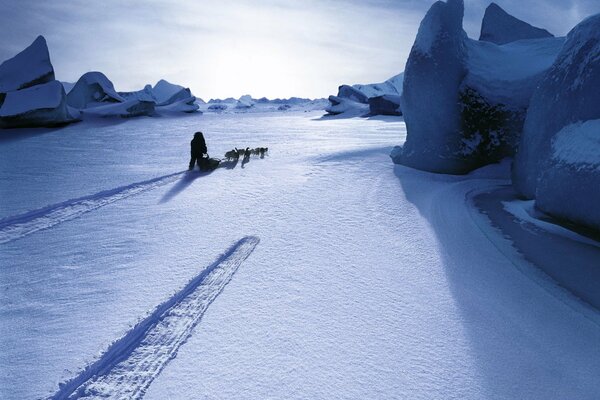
(479, 2), (553, 45)
(50, 236), (259, 400)
(0, 171), (184, 244)
(0, 35), (54, 94)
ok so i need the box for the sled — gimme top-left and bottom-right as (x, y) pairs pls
(200, 157), (221, 171)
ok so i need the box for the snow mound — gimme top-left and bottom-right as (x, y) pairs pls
(66, 71), (125, 109)
(119, 84), (156, 103)
(0, 35), (55, 95)
(0, 80), (79, 128)
(479, 2), (554, 45)
(397, 0), (562, 173)
(368, 94), (402, 116)
(513, 13), (600, 199)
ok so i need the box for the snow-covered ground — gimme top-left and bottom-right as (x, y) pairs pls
(1, 112), (600, 399)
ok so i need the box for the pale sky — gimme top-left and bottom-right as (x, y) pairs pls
(0, 0), (597, 100)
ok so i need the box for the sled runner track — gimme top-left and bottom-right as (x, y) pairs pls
(0, 171), (185, 245)
(49, 236), (260, 400)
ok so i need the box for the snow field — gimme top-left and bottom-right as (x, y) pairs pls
(1, 112), (599, 399)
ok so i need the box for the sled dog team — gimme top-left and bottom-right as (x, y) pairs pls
(224, 147), (269, 161)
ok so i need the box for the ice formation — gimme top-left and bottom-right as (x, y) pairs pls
(0, 80), (79, 128)
(66, 71), (125, 109)
(396, 0), (561, 173)
(512, 14), (600, 231)
(0, 35), (54, 95)
(0, 36), (78, 128)
(479, 3), (554, 45)
(327, 73), (404, 116)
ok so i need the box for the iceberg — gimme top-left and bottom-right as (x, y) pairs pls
(325, 95), (369, 116)
(368, 94), (402, 116)
(0, 36), (55, 96)
(512, 13), (600, 231)
(81, 99), (155, 118)
(0, 80), (79, 128)
(479, 3), (554, 45)
(396, 0), (561, 173)
(398, 0), (468, 173)
(535, 120), (600, 232)
(66, 71), (125, 109)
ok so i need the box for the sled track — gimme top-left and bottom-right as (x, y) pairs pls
(50, 236), (260, 400)
(0, 171), (185, 245)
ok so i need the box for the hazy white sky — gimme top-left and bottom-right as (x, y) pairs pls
(0, 0), (597, 99)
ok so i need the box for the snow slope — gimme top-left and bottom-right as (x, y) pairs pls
(1, 112), (600, 399)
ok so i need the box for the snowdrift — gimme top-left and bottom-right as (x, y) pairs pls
(395, 0), (561, 173)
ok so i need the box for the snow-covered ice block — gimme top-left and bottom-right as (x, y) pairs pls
(479, 2), (553, 45)
(66, 71), (125, 109)
(368, 94), (402, 116)
(325, 95), (369, 116)
(0, 35), (55, 95)
(352, 73), (404, 99)
(513, 13), (600, 199)
(398, 0), (468, 173)
(81, 98), (155, 118)
(535, 120), (600, 232)
(156, 97), (200, 113)
(0, 80), (79, 128)
(397, 0), (561, 173)
(337, 85), (369, 104)
(235, 95), (255, 109)
(119, 84), (157, 103)
(153, 79), (185, 104)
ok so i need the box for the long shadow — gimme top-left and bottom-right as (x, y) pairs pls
(394, 163), (600, 398)
(159, 169), (214, 203)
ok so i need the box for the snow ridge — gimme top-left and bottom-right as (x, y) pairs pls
(49, 236), (259, 400)
(0, 171), (184, 244)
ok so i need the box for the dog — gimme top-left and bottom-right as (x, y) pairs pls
(224, 149), (239, 161)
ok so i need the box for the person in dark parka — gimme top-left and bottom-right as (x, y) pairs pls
(188, 131), (208, 170)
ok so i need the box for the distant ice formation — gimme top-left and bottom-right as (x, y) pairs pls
(326, 73), (404, 116)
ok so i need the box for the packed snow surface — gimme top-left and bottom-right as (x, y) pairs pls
(1, 112), (600, 399)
